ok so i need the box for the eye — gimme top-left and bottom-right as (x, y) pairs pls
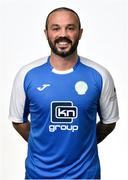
(52, 27), (60, 31)
(67, 26), (75, 31)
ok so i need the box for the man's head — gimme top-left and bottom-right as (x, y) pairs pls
(44, 7), (83, 58)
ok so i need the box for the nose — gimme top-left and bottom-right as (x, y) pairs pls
(59, 28), (67, 37)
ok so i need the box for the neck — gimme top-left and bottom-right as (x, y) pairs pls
(49, 52), (78, 71)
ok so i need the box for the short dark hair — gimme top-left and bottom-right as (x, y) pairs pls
(45, 7), (81, 30)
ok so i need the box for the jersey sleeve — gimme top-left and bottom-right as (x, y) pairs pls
(99, 71), (119, 124)
(9, 68), (29, 123)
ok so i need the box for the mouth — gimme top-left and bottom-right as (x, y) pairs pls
(56, 40), (72, 50)
(55, 37), (72, 49)
(57, 41), (70, 48)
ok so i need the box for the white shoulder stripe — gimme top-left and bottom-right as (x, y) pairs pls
(80, 56), (119, 124)
(18, 56), (48, 78)
(9, 57), (48, 123)
(80, 56), (109, 80)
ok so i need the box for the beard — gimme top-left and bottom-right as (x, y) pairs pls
(47, 36), (79, 58)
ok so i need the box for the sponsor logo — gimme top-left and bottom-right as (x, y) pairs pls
(49, 101), (78, 132)
(55, 106), (77, 119)
(51, 101), (78, 124)
(49, 124), (78, 132)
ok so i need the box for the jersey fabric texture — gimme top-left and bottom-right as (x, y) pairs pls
(9, 56), (119, 179)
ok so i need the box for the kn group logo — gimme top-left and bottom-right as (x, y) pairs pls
(51, 101), (78, 123)
(49, 101), (78, 132)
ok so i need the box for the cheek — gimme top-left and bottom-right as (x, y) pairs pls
(69, 31), (80, 38)
(70, 34), (80, 42)
(47, 31), (59, 39)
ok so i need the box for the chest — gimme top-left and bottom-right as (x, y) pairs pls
(25, 71), (101, 113)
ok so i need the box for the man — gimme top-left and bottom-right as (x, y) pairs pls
(9, 7), (119, 179)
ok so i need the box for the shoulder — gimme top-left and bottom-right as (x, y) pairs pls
(14, 56), (48, 82)
(17, 56), (48, 76)
(80, 56), (112, 81)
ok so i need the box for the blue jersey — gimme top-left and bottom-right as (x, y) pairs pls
(9, 56), (119, 179)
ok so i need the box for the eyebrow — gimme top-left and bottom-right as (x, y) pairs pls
(50, 24), (59, 28)
(50, 24), (77, 28)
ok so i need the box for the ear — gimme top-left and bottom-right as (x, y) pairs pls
(79, 28), (83, 40)
(44, 29), (48, 40)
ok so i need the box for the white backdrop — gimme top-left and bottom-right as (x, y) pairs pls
(0, 0), (128, 179)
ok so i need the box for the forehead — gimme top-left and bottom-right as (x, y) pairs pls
(47, 10), (79, 26)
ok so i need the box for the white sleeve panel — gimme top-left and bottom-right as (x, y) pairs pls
(9, 69), (26, 123)
(9, 57), (48, 123)
(99, 71), (119, 124)
(80, 56), (119, 124)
